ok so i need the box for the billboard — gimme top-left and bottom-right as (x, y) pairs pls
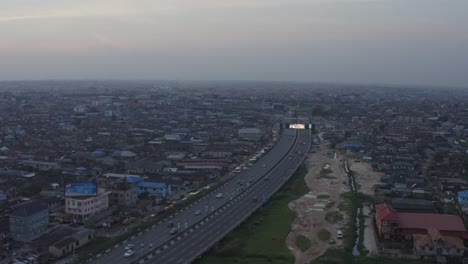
(65, 182), (97, 197)
(282, 123), (315, 133)
(289, 124), (305, 129)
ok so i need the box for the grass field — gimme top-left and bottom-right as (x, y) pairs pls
(195, 165), (309, 264)
(314, 248), (425, 264)
(296, 235), (312, 252)
(318, 228), (331, 241)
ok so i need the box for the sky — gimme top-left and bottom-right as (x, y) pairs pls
(0, 0), (468, 87)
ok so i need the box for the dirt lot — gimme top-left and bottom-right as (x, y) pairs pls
(286, 141), (350, 264)
(348, 160), (383, 196)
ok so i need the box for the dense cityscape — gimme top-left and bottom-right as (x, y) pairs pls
(0, 82), (467, 263)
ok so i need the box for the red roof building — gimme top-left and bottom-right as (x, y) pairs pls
(375, 203), (466, 240)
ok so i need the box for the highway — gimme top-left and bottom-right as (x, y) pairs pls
(91, 129), (311, 264)
(89, 128), (307, 264)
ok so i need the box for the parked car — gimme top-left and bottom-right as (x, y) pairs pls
(216, 193), (223, 198)
(336, 230), (343, 239)
(125, 244), (134, 251)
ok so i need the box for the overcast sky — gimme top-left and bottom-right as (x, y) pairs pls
(1, 0), (467, 87)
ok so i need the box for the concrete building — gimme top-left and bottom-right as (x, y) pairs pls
(375, 203), (466, 240)
(238, 128), (263, 142)
(109, 183), (138, 207)
(65, 189), (110, 223)
(136, 182), (171, 198)
(10, 202), (49, 242)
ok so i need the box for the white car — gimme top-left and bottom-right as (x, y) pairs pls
(216, 193), (223, 198)
(195, 209), (201, 215)
(336, 230), (343, 239)
(125, 244), (134, 251)
(124, 250), (135, 257)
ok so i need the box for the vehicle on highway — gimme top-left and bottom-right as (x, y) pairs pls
(195, 209), (201, 215)
(262, 165), (266, 168)
(264, 177), (270, 181)
(216, 193), (223, 198)
(167, 221), (174, 228)
(252, 196), (257, 202)
(124, 250), (135, 257)
(125, 244), (134, 251)
(170, 228), (178, 235)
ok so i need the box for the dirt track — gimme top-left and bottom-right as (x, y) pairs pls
(286, 141), (349, 264)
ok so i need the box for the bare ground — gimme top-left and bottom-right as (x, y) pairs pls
(348, 160), (382, 255)
(286, 142), (349, 264)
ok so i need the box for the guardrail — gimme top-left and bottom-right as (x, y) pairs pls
(131, 130), (311, 264)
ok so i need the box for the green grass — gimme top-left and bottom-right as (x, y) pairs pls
(318, 228), (331, 241)
(320, 168), (333, 175)
(317, 194), (330, 199)
(296, 235), (312, 252)
(317, 174), (337, 180)
(325, 211), (344, 224)
(325, 201), (336, 209)
(314, 248), (426, 264)
(195, 165), (309, 264)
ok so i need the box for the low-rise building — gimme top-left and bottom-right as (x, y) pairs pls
(65, 189), (110, 223)
(136, 182), (171, 198)
(109, 183), (137, 207)
(238, 128), (263, 142)
(34, 226), (94, 258)
(375, 203), (466, 240)
(10, 202), (49, 242)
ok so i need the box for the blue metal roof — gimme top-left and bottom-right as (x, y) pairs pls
(137, 181), (167, 188)
(126, 176), (144, 184)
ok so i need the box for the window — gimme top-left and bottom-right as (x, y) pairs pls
(384, 234), (390, 239)
(382, 221), (387, 226)
(382, 227), (388, 232)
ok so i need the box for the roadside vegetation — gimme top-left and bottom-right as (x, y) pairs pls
(75, 173), (240, 262)
(195, 165), (309, 264)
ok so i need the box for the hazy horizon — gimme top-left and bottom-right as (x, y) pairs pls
(1, 0), (468, 88)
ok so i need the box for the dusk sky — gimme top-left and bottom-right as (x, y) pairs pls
(1, 0), (467, 87)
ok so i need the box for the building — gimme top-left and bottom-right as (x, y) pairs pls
(10, 202), (49, 242)
(391, 198), (436, 213)
(65, 189), (110, 223)
(238, 128), (263, 142)
(136, 182), (171, 198)
(21, 161), (60, 171)
(375, 203), (466, 240)
(34, 226), (94, 258)
(413, 228), (465, 261)
(457, 190), (468, 213)
(109, 182), (138, 207)
(175, 161), (225, 170)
